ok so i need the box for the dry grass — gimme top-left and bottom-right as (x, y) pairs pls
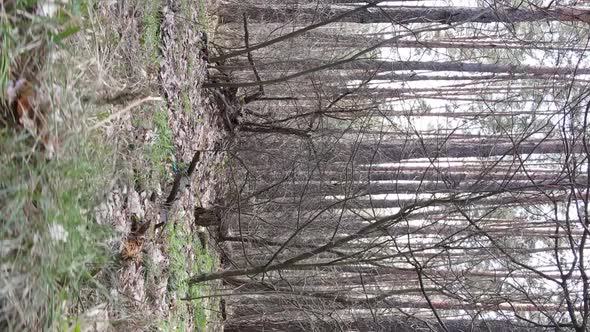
(0, 0), (160, 330)
(1, 0), (221, 330)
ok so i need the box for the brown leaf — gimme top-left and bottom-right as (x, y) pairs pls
(121, 237), (144, 260)
(4, 79), (56, 159)
(121, 219), (150, 260)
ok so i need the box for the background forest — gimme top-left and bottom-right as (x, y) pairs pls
(208, 0), (590, 331)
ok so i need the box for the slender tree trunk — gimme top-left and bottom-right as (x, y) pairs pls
(220, 3), (590, 25)
(229, 58), (590, 76)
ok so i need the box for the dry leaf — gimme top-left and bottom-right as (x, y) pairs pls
(121, 237), (144, 260)
(5, 79), (56, 159)
(121, 219), (150, 260)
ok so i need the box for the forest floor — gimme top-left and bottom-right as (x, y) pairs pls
(1, 0), (227, 330)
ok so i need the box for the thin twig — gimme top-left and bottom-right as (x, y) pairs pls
(90, 96), (163, 130)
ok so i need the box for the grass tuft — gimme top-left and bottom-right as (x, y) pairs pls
(0, 129), (115, 330)
(160, 219), (217, 331)
(150, 107), (175, 182)
(141, 0), (163, 70)
(0, 1), (117, 329)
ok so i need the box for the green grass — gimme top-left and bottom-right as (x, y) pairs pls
(0, 19), (115, 324)
(161, 220), (217, 331)
(180, 87), (205, 125)
(130, 105), (174, 191)
(2, 0), (218, 330)
(141, 0), (163, 70)
(0, 1), (121, 330)
(197, 0), (209, 30)
(149, 107), (175, 182)
(133, 0), (174, 190)
(181, 90), (192, 114)
(0, 132), (115, 331)
(0, 20), (12, 100)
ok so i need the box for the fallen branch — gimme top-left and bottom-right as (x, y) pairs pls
(155, 150), (203, 229)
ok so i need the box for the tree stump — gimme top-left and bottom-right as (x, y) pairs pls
(194, 206), (220, 227)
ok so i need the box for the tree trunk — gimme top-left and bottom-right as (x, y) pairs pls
(221, 3), (590, 25)
(231, 58), (590, 76)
